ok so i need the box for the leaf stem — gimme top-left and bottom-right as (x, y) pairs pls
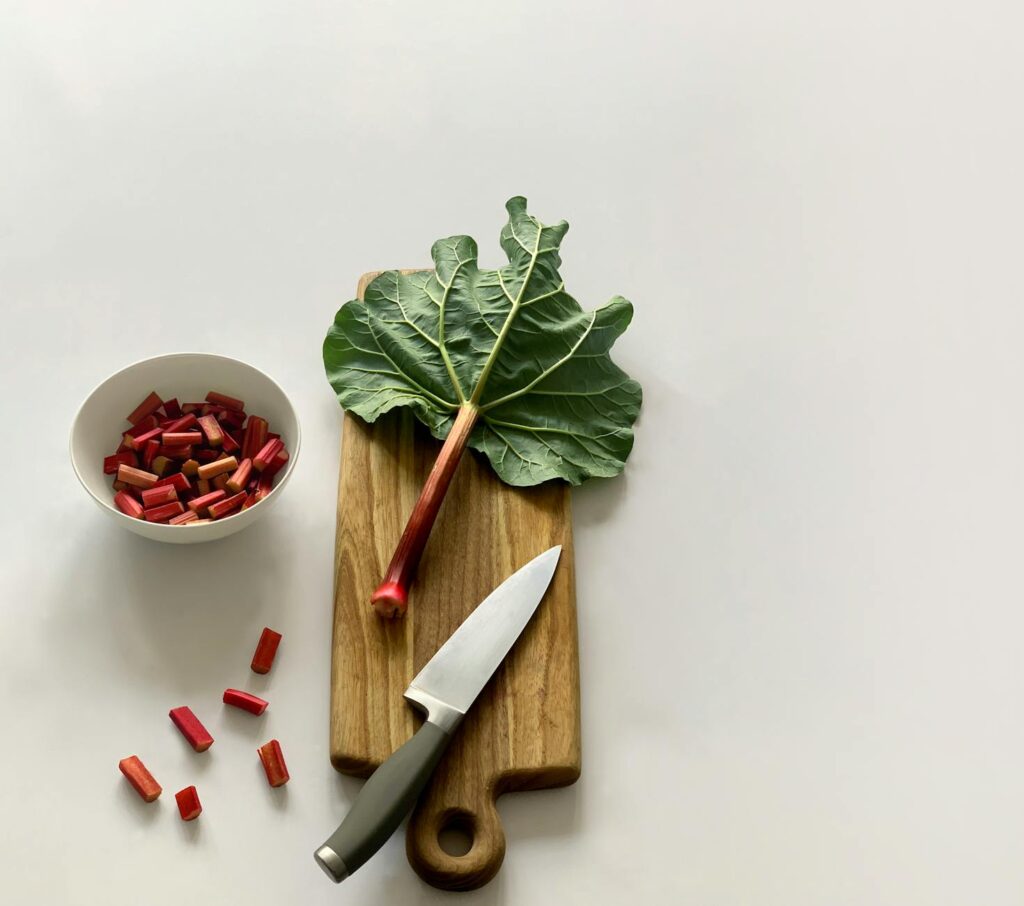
(371, 404), (480, 618)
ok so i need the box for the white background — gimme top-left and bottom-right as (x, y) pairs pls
(2, 1), (1023, 903)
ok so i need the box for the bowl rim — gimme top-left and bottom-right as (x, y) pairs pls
(69, 351), (301, 530)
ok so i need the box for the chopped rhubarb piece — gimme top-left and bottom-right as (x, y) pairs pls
(126, 391), (164, 426)
(197, 414), (225, 447)
(206, 390), (245, 411)
(162, 431), (202, 446)
(117, 464), (159, 489)
(254, 473), (275, 502)
(142, 439), (161, 469)
(182, 459), (200, 478)
(169, 706), (214, 752)
(208, 491), (246, 519)
(155, 472), (191, 493)
(119, 755), (162, 802)
(219, 409), (245, 430)
(181, 402), (206, 414)
(241, 492), (258, 511)
(122, 426), (162, 452)
(157, 444), (192, 460)
(242, 416), (268, 460)
(112, 479), (129, 492)
(103, 451), (137, 474)
(188, 489), (226, 515)
(252, 438), (284, 472)
(163, 413), (198, 433)
(257, 739), (289, 787)
(150, 455), (174, 477)
(124, 415), (159, 439)
(175, 785), (202, 821)
(267, 432), (280, 442)
(196, 478), (211, 496)
(250, 627), (282, 674)
(211, 473), (229, 491)
(197, 455), (237, 480)
(263, 448), (289, 479)
(226, 458), (252, 493)
(163, 397), (182, 419)
(144, 500), (185, 523)
(195, 448), (220, 463)
(114, 490), (145, 519)
(221, 431), (240, 454)
(140, 484), (178, 508)
(223, 688), (268, 715)
(168, 510), (199, 525)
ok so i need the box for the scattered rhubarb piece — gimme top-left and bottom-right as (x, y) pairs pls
(117, 464), (159, 489)
(206, 390), (245, 411)
(140, 485), (178, 508)
(103, 451), (137, 474)
(188, 489), (226, 515)
(252, 438), (284, 472)
(175, 785), (202, 821)
(223, 688), (268, 715)
(144, 501), (185, 523)
(119, 755), (161, 802)
(250, 628), (282, 674)
(257, 739), (289, 787)
(197, 414), (225, 447)
(126, 392), (163, 426)
(114, 490), (145, 519)
(242, 416), (268, 460)
(169, 706), (214, 752)
(168, 510), (199, 525)
(226, 458), (252, 493)
(208, 491), (246, 519)
(197, 455), (237, 480)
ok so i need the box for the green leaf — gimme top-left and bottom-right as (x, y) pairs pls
(323, 196), (642, 487)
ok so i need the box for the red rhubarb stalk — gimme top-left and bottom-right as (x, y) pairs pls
(197, 414), (225, 447)
(103, 451), (137, 474)
(119, 755), (161, 802)
(162, 431), (202, 446)
(197, 455), (237, 480)
(206, 390), (244, 411)
(114, 490), (145, 519)
(242, 416), (268, 460)
(257, 739), (289, 787)
(168, 510), (199, 525)
(252, 438), (284, 472)
(144, 501), (185, 523)
(117, 464), (159, 489)
(208, 491), (246, 519)
(371, 404), (479, 618)
(140, 484), (178, 508)
(169, 706), (214, 752)
(250, 628), (282, 674)
(175, 785), (202, 821)
(188, 489), (226, 515)
(223, 688), (268, 715)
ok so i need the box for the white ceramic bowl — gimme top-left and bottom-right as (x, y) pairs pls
(70, 353), (300, 544)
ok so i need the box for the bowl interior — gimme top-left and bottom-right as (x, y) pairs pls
(71, 353), (299, 532)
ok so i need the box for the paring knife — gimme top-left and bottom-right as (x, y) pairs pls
(314, 545), (562, 883)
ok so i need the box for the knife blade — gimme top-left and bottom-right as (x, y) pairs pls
(314, 545), (562, 883)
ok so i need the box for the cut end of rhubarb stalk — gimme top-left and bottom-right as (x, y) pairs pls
(371, 582), (408, 619)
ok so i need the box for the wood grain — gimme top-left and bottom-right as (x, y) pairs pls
(329, 272), (581, 891)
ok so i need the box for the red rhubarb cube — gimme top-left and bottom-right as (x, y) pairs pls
(119, 755), (162, 802)
(169, 706), (214, 752)
(257, 739), (289, 788)
(175, 785), (202, 821)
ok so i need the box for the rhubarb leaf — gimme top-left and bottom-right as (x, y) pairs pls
(324, 196), (642, 487)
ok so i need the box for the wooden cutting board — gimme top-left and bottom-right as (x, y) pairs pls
(329, 272), (581, 891)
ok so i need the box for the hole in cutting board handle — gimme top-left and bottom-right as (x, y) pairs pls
(437, 812), (475, 857)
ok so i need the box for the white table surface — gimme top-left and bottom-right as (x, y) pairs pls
(3, 2), (1024, 903)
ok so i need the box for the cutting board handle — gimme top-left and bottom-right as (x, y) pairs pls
(406, 783), (505, 891)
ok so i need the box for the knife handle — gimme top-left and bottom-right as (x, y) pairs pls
(315, 720), (452, 882)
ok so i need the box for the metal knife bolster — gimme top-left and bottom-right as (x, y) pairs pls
(405, 686), (465, 734)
